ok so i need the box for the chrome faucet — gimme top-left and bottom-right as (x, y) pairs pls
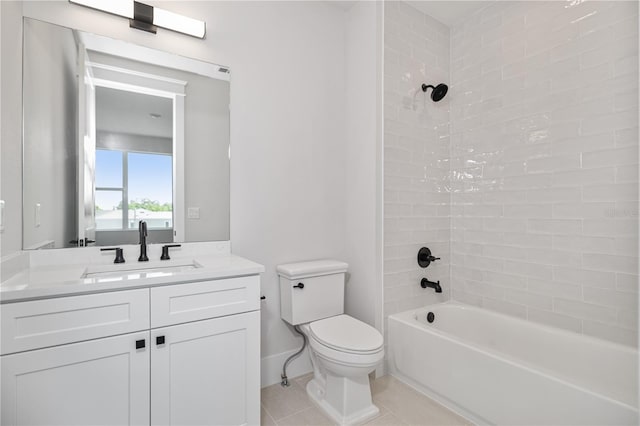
(138, 220), (149, 262)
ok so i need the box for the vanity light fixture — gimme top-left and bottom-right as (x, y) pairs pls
(69, 0), (206, 39)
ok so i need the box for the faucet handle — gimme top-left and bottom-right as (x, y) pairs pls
(101, 247), (125, 263)
(160, 244), (182, 260)
(417, 247), (440, 268)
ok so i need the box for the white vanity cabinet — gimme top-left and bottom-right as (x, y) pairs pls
(0, 275), (261, 426)
(1, 331), (151, 425)
(151, 312), (260, 425)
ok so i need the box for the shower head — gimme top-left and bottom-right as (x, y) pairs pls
(421, 83), (448, 102)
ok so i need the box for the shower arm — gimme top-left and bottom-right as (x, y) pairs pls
(421, 84), (435, 92)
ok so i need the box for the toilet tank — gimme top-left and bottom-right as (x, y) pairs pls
(277, 260), (348, 326)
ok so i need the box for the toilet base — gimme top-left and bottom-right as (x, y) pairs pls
(306, 376), (380, 425)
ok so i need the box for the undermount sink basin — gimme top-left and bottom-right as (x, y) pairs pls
(82, 261), (201, 279)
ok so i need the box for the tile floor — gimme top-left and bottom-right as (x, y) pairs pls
(261, 373), (470, 426)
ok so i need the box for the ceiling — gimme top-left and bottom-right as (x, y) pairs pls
(96, 87), (173, 138)
(406, 1), (490, 26)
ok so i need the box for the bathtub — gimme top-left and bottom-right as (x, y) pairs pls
(388, 302), (639, 425)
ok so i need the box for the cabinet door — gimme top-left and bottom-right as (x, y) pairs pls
(1, 332), (150, 426)
(151, 311), (260, 426)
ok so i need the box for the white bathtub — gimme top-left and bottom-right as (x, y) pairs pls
(388, 302), (639, 425)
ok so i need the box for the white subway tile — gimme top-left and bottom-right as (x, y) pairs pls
(582, 320), (638, 347)
(527, 308), (583, 333)
(527, 219), (582, 235)
(615, 237), (639, 257)
(527, 278), (583, 300)
(553, 235), (615, 253)
(464, 254), (505, 273)
(616, 273), (638, 293)
(387, 0), (639, 344)
(553, 266), (616, 289)
(502, 232), (553, 249)
(451, 289), (483, 307)
(504, 260), (553, 280)
(482, 271), (528, 289)
(583, 286), (638, 311)
(614, 54), (638, 77)
(527, 187), (582, 204)
(583, 183), (638, 202)
(526, 248), (582, 267)
(552, 167), (615, 186)
(505, 288), (553, 310)
(581, 109), (639, 136)
(617, 309), (638, 331)
(484, 244), (528, 261)
(554, 298), (618, 324)
(484, 218), (527, 233)
(582, 253), (638, 275)
(582, 146), (639, 168)
(583, 218), (638, 237)
(504, 204), (552, 218)
(482, 297), (528, 319)
(553, 202), (615, 219)
(615, 127), (639, 147)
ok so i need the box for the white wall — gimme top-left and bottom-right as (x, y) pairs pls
(344, 1), (382, 330)
(2, 0), (383, 386)
(383, 1), (451, 335)
(22, 18), (79, 250)
(449, 1), (639, 346)
(0, 1), (23, 258)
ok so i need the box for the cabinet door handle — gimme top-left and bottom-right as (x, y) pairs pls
(156, 336), (165, 345)
(135, 339), (146, 349)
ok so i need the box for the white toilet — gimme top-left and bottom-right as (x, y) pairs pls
(278, 260), (384, 425)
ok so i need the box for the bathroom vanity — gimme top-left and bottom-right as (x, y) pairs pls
(0, 243), (263, 426)
(1, 12), (262, 426)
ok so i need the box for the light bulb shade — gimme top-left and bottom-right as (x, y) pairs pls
(69, 0), (134, 19)
(153, 7), (206, 39)
(69, 0), (206, 39)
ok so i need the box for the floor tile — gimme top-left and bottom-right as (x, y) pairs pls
(262, 374), (468, 426)
(364, 412), (407, 426)
(261, 380), (313, 421)
(261, 404), (277, 426)
(372, 377), (469, 426)
(276, 406), (334, 426)
(294, 372), (314, 389)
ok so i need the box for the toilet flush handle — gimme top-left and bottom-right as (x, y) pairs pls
(293, 283), (305, 289)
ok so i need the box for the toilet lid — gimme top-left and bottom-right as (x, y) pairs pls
(309, 315), (383, 353)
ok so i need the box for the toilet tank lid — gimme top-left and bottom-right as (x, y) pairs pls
(276, 259), (348, 279)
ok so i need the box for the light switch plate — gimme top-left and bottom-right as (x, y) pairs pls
(187, 207), (200, 219)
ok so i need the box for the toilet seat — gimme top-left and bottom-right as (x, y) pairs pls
(309, 315), (383, 354)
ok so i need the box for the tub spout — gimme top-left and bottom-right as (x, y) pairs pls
(421, 278), (442, 293)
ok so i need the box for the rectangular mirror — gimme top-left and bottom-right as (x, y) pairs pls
(22, 18), (230, 249)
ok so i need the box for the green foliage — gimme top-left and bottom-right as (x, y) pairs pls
(117, 198), (172, 212)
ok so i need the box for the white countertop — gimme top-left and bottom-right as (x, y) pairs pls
(1, 244), (264, 303)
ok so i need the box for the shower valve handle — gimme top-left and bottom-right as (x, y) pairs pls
(418, 247), (440, 268)
(293, 283), (304, 289)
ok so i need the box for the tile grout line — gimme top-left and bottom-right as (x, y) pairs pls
(260, 403), (278, 425)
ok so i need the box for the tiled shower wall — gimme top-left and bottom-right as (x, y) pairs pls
(449, 1), (639, 346)
(383, 1), (450, 324)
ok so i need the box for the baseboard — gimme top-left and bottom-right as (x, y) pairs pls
(261, 347), (313, 388)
